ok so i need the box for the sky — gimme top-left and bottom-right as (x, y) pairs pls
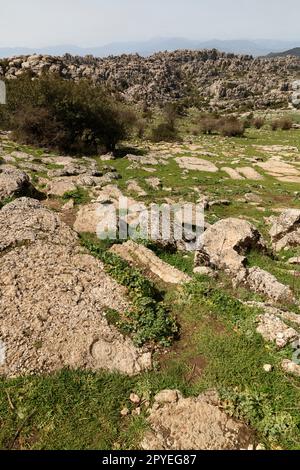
(0, 0), (299, 47)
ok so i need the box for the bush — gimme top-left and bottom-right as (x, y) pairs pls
(1, 74), (134, 154)
(151, 122), (179, 142)
(199, 115), (219, 134)
(218, 117), (245, 137)
(271, 117), (293, 131)
(253, 117), (265, 129)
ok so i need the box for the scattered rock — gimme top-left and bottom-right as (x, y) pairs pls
(256, 313), (299, 348)
(247, 267), (295, 304)
(195, 218), (265, 275)
(193, 266), (216, 277)
(130, 393), (141, 404)
(110, 241), (191, 285)
(145, 177), (162, 190)
(281, 359), (300, 377)
(288, 257), (300, 265)
(154, 389), (182, 404)
(0, 167), (37, 201)
(120, 407), (130, 417)
(269, 209), (300, 251)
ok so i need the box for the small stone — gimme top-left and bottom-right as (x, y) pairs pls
(120, 407), (129, 417)
(154, 389), (181, 404)
(132, 407), (141, 416)
(130, 393), (141, 404)
(193, 266), (216, 278)
(256, 444), (266, 451)
(263, 364), (273, 372)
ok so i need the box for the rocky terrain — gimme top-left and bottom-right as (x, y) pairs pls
(1, 110), (300, 449)
(1, 50), (300, 110)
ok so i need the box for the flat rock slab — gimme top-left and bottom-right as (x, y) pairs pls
(110, 241), (191, 285)
(236, 167), (263, 180)
(176, 157), (218, 172)
(221, 167), (245, 180)
(142, 390), (254, 450)
(256, 158), (300, 182)
(0, 198), (151, 377)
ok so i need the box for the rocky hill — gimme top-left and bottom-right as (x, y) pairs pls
(269, 47), (300, 58)
(1, 50), (300, 110)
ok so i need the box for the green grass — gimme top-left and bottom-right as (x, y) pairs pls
(62, 187), (91, 205)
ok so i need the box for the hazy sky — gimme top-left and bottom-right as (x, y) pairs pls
(0, 0), (299, 47)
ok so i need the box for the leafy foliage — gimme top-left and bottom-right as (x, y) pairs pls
(0, 74), (135, 154)
(80, 235), (178, 347)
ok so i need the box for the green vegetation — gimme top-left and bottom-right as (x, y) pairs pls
(62, 187), (91, 205)
(80, 234), (178, 347)
(0, 74), (135, 154)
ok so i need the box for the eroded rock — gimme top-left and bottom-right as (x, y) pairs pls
(142, 390), (254, 450)
(110, 241), (191, 285)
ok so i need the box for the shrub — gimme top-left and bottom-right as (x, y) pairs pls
(271, 117), (293, 131)
(1, 74), (134, 154)
(199, 115), (219, 134)
(253, 117), (265, 129)
(151, 122), (179, 142)
(218, 116), (245, 137)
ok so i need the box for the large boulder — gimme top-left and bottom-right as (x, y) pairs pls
(195, 218), (265, 274)
(0, 198), (151, 377)
(269, 209), (300, 251)
(142, 390), (254, 450)
(0, 166), (36, 202)
(0, 197), (78, 251)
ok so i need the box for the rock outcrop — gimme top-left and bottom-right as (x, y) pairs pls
(195, 218), (265, 274)
(0, 198), (151, 377)
(269, 209), (300, 251)
(142, 390), (254, 450)
(0, 166), (37, 202)
(1, 50), (299, 110)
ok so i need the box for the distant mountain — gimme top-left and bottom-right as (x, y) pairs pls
(1, 38), (300, 58)
(268, 47), (300, 58)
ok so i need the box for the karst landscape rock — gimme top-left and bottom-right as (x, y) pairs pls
(1, 45), (300, 452)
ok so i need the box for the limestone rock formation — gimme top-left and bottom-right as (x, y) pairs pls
(0, 166), (36, 202)
(1, 50), (299, 110)
(269, 209), (300, 251)
(110, 241), (191, 285)
(0, 198), (151, 377)
(195, 218), (265, 274)
(141, 390), (254, 450)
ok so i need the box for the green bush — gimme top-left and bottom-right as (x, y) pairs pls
(0, 74), (134, 154)
(199, 115), (219, 134)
